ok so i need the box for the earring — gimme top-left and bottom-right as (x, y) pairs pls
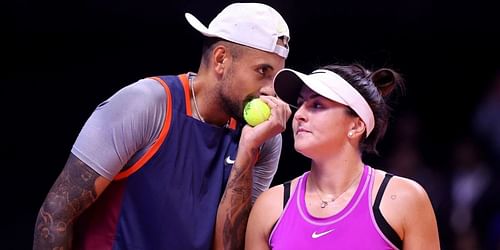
(348, 131), (354, 138)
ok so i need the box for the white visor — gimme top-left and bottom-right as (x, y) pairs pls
(274, 68), (375, 137)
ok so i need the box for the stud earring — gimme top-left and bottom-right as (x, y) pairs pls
(348, 131), (354, 138)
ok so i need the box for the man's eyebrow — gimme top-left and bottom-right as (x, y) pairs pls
(259, 63), (274, 71)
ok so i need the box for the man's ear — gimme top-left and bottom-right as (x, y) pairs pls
(212, 45), (228, 75)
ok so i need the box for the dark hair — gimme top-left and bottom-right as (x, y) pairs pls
(200, 37), (244, 66)
(200, 37), (221, 66)
(200, 36), (288, 65)
(320, 64), (405, 155)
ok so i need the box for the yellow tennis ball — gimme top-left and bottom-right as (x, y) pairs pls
(244, 98), (271, 127)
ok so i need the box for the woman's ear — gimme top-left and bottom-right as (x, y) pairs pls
(348, 117), (366, 138)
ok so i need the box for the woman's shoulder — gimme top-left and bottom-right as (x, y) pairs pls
(372, 169), (440, 247)
(381, 170), (430, 204)
(373, 169), (436, 239)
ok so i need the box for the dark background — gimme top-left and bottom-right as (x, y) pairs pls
(7, 0), (500, 249)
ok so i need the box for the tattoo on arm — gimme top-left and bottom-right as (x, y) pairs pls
(33, 154), (101, 250)
(220, 165), (253, 250)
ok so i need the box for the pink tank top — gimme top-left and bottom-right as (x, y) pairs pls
(269, 165), (399, 249)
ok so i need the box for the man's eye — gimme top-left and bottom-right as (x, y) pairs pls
(258, 66), (271, 76)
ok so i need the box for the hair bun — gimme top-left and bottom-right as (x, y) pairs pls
(370, 68), (401, 97)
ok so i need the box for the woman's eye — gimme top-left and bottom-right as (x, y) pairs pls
(313, 102), (323, 109)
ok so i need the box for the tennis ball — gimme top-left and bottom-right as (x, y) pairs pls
(244, 98), (271, 127)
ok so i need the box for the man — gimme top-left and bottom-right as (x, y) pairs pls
(33, 3), (292, 249)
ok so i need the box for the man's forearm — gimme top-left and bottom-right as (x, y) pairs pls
(34, 204), (74, 249)
(33, 154), (104, 249)
(213, 147), (258, 250)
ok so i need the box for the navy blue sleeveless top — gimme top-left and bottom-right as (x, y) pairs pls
(73, 74), (241, 249)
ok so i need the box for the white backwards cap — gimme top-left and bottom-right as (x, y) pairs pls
(274, 68), (375, 137)
(185, 3), (290, 58)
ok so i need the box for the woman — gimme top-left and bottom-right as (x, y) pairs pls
(245, 64), (440, 249)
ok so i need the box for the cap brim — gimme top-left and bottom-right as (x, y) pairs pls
(274, 69), (347, 107)
(185, 13), (217, 37)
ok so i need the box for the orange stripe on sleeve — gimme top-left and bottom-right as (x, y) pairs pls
(114, 76), (173, 180)
(179, 74), (192, 116)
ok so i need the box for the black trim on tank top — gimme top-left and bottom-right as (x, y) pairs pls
(271, 181), (292, 232)
(283, 180), (291, 209)
(373, 173), (403, 249)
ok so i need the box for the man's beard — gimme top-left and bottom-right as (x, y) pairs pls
(221, 96), (244, 122)
(217, 65), (261, 123)
(217, 73), (245, 122)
